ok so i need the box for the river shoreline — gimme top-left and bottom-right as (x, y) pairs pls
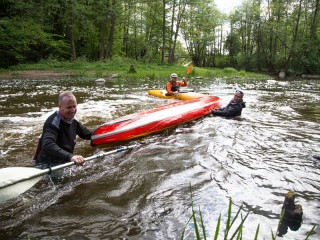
(1, 69), (319, 83)
(0, 70), (75, 79)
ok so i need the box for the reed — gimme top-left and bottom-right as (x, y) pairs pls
(182, 186), (317, 240)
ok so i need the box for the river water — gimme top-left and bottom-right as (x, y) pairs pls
(0, 76), (319, 239)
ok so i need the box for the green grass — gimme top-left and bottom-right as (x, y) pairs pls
(182, 197), (251, 240)
(4, 58), (270, 80)
(182, 185), (317, 240)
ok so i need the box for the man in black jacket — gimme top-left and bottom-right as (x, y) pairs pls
(211, 90), (246, 118)
(35, 91), (92, 168)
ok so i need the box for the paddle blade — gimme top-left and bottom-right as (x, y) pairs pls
(186, 64), (193, 75)
(0, 167), (44, 203)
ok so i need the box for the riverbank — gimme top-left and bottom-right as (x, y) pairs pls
(0, 59), (271, 80)
(0, 70), (76, 79)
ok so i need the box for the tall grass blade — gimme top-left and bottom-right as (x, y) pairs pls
(192, 205), (201, 239)
(214, 213), (221, 240)
(198, 207), (207, 240)
(276, 208), (285, 236)
(229, 204), (243, 229)
(181, 216), (193, 240)
(254, 224), (260, 240)
(224, 198), (233, 239)
(229, 211), (250, 239)
(305, 225), (317, 240)
(236, 226), (242, 240)
(188, 183), (200, 239)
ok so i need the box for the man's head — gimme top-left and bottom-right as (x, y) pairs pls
(58, 91), (77, 121)
(233, 90), (244, 103)
(170, 73), (178, 82)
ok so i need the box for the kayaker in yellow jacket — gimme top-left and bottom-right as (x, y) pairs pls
(166, 73), (188, 96)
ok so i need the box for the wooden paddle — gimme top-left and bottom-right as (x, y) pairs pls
(186, 64), (193, 76)
(182, 64), (208, 95)
(178, 64), (193, 94)
(0, 145), (136, 204)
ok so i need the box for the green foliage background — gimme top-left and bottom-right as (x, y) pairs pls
(1, 0), (319, 74)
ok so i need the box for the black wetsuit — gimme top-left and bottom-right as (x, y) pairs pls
(212, 100), (246, 117)
(36, 111), (92, 167)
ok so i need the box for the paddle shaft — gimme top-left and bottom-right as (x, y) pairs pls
(51, 145), (136, 172)
(0, 145), (135, 190)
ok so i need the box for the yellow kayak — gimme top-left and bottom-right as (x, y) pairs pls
(148, 89), (206, 100)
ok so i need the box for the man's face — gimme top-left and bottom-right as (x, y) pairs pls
(171, 77), (177, 83)
(233, 92), (243, 102)
(59, 97), (77, 121)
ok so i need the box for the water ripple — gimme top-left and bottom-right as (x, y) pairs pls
(0, 78), (319, 239)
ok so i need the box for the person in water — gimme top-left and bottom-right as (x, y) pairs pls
(166, 73), (188, 96)
(35, 91), (92, 168)
(211, 90), (246, 117)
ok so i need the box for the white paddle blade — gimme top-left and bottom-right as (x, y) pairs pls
(0, 167), (44, 203)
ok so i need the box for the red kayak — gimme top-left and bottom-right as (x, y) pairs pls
(91, 95), (221, 146)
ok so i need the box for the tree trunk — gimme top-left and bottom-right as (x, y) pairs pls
(122, 2), (130, 57)
(161, 0), (166, 64)
(310, 0), (319, 39)
(69, 0), (76, 61)
(172, 0), (186, 63)
(168, 0), (187, 64)
(106, 0), (116, 59)
(168, 0), (176, 63)
(284, 0), (302, 73)
(99, 1), (108, 60)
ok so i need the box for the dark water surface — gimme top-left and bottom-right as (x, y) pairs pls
(0, 77), (319, 239)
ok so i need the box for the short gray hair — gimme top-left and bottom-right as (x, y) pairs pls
(58, 91), (76, 104)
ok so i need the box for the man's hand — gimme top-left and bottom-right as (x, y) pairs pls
(71, 155), (85, 166)
(211, 110), (219, 115)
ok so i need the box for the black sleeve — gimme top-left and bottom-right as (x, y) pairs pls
(212, 104), (242, 117)
(211, 107), (225, 116)
(212, 110), (224, 116)
(76, 121), (92, 140)
(41, 124), (73, 162)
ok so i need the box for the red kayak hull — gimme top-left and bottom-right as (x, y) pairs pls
(91, 96), (221, 146)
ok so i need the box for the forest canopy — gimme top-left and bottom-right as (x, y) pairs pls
(0, 0), (319, 74)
